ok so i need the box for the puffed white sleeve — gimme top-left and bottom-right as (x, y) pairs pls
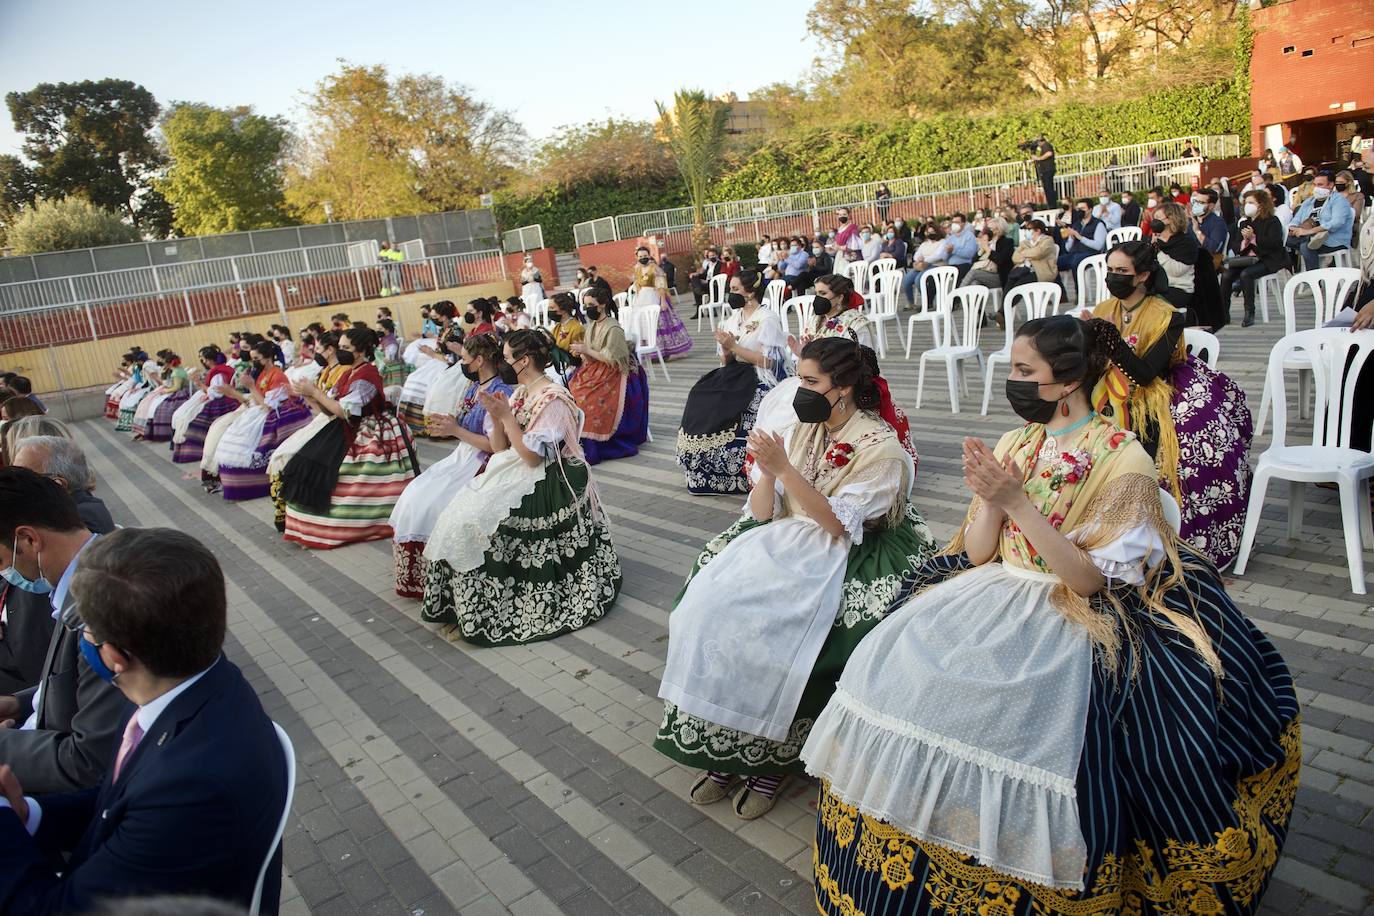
(824, 457), (906, 545)
(338, 381), (376, 417)
(1074, 523), (1167, 587)
(521, 397), (579, 459)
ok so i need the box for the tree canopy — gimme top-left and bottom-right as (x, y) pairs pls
(6, 196), (141, 254)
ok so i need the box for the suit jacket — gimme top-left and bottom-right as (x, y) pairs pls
(72, 492), (115, 536)
(2, 590), (131, 794)
(0, 586), (57, 696)
(0, 655), (288, 915)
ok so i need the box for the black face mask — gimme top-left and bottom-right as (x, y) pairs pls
(793, 386), (835, 424)
(465, 312), (477, 324)
(586, 306), (603, 321)
(461, 362), (479, 381)
(1148, 219), (1166, 233)
(1104, 272), (1139, 300)
(336, 350), (356, 365)
(313, 353), (328, 367)
(638, 257), (651, 265)
(838, 215), (849, 223)
(811, 296), (834, 317)
(497, 358), (522, 386)
(727, 293), (747, 311)
(1005, 379), (1061, 424)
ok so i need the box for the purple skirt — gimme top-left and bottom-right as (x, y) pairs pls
(657, 303), (693, 358)
(172, 396), (239, 463)
(1170, 356), (1253, 568)
(582, 363), (650, 465)
(146, 388), (190, 442)
(220, 400), (313, 501)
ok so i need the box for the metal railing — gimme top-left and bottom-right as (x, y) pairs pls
(573, 135), (1240, 245)
(502, 225), (545, 254)
(0, 248), (508, 354)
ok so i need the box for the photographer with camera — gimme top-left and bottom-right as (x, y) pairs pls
(1021, 134), (1058, 208)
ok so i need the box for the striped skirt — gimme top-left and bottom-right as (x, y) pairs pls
(284, 414), (419, 549)
(172, 396), (238, 464)
(219, 400), (313, 501)
(146, 388), (190, 442)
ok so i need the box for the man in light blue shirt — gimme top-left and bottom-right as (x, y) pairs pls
(1094, 189), (1123, 231)
(943, 214), (979, 281)
(781, 240), (811, 290)
(1289, 172), (1354, 271)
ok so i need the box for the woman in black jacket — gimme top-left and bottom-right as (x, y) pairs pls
(1218, 188), (1288, 327)
(960, 218), (1015, 292)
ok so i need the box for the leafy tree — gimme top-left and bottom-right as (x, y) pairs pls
(519, 118), (677, 193)
(156, 103), (291, 236)
(655, 90), (728, 253)
(0, 155), (37, 245)
(6, 196), (140, 254)
(5, 79), (171, 234)
(284, 61), (525, 222)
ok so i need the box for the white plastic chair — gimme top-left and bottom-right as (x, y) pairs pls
(1159, 488), (1182, 535)
(1233, 329), (1374, 594)
(249, 723), (296, 916)
(865, 258), (891, 301)
(1107, 226), (1142, 246)
(866, 270), (904, 358)
(1183, 327), (1220, 369)
(764, 279), (788, 312)
(1033, 208), (1062, 226)
(1256, 270), (1288, 324)
(903, 265), (957, 359)
(845, 259), (870, 295)
(612, 291), (631, 315)
(530, 298), (551, 329)
(916, 286), (989, 414)
(980, 282), (1062, 415)
(1318, 248), (1353, 270)
(780, 295), (816, 340)
(629, 306), (670, 382)
(697, 274), (730, 331)
(1075, 253), (1108, 312)
(1256, 267), (1361, 435)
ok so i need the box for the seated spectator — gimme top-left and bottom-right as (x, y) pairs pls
(1119, 191), (1142, 231)
(0, 527), (290, 912)
(1349, 153), (1373, 201)
(943, 213), (979, 281)
(860, 224), (883, 262)
(960, 218), (1014, 308)
(0, 469), (128, 794)
(1219, 189), (1287, 328)
(3, 377), (43, 415)
(1288, 171), (1355, 271)
(1152, 200), (1199, 311)
(756, 235), (774, 269)
(879, 227), (907, 266)
(902, 223), (950, 307)
(688, 247), (725, 309)
(1, 399), (44, 465)
(809, 238), (834, 281)
(1094, 189), (1123, 230)
(1190, 188), (1230, 268)
(780, 238), (811, 292)
(1056, 198), (1107, 274)
(657, 248), (677, 292)
(11, 437), (116, 535)
(1140, 189), (1165, 237)
(1004, 218), (1057, 292)
(719, 246), (740, 280)
(1337, 169), (1365, 226)
(1168, 182), (1190, 206)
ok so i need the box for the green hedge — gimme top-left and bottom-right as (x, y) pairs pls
(714, 79), (1250, 200)
(493, 182), (688, 250)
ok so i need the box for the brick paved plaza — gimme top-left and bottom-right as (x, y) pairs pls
(71, 303), (1374, 916)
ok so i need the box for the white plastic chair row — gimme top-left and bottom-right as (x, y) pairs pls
(1075, 253), (1108, 313)
(623, 305), (671, 383)
(764, 278), (788, 312)
(1106, 226), (1142, 246)
(1255, 267), (1361, 435)
(780, 295), (817, 340)
(917, 286), (988, 414)
(979, 282), (1063, 415)
(902, 265), (956, 360)
(1234, 328), (1374, 594)
(844, 259), (870, 295)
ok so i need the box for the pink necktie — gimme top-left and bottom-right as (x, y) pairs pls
(112, 716), (144, 782)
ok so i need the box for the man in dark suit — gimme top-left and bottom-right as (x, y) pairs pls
(688, 246), (723, 312)
(12, 437), (116, 536)
(586, 266), (613, 297)
(0, 469), (128, 793)
(0, 526), (289, 914)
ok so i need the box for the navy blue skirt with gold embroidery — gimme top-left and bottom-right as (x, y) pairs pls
(813, 553), (1300, 916)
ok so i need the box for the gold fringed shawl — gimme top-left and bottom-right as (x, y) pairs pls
(778, 410), (911, 532)
(585, 317), (632, 374)
(1090, 295), (1187, 502)
(631, 263), (669, 299)
(946, 419), (1221, 678)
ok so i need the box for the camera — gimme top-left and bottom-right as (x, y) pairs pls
(1017, 139), (1039, 153)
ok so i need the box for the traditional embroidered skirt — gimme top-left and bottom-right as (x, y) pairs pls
(809, 554), (1300, 916)
(390, 440), (487, 596)
(656, 301), (693, 358)
(654, 504), (935, 777)
(130, 390), (167, 437)
(146, 388), (190, 442)
(420, 459), (621, 646)
(284, 413), (419, 549)
(172, 396), (238, 464)
(574, 360), (650, 465)
(217, 400), (313, 501)
(115, 387), (150, 432)
(1169, 358), (1253, 568)
(676, 380), (770, 495)
(380, 358), (409, 389)
(398, 358), (447, 437)
(104, 380), (132, 419)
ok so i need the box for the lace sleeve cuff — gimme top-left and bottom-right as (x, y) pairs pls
(828, 495), (868, 545)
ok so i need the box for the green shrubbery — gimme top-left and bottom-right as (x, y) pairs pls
(6, 197), (141, 254)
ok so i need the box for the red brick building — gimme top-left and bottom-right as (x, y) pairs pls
(1250, 0), (1374, 163)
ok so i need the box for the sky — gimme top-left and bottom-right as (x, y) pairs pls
(0, 0), (821, 159)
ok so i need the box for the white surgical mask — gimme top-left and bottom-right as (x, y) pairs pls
(1244, 202), (1259, 218)
(1147, 198), (1158, 208)
(1099, 195), (1110, 205)
(1312, 186), (1332, 200)
(1191, 202), (1206, 216)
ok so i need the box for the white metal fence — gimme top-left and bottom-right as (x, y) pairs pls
(502, 225), (545, 254)
(1, 248), (508, 353)
(573, 135), (1241, 246)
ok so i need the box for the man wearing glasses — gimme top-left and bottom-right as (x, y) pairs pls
(0, 469), (128, 794)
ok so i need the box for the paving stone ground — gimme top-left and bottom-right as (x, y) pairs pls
(72, 292), (1374, 916)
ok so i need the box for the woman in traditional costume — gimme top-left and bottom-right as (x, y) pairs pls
(375, 317), (408, 399)
(130, 350), (174, 439)
(676, 270), (790, 495)
(520, 256), (545, 310)
(143, 352), (191, 443)
(171, 346), (236, 464)
(390, 333), (512, 597)
(656, 337), (936, 819)
(204, 338), (312, 500)
(548, 293), (585, 353)
(802, 315), (1298, 916)
(279, 327), (419, 549)
(104, 352), (139, 420)
(423, 300), (494, 429)
(266, 332), (349, 529)
(569, 287), (649, 464)
(630, 245), (692, 358)
(421, 329), (621, 646)
(114, 350), (154, 432)
(1090, 240), (1252, 568)
(398, 301), (459, 437)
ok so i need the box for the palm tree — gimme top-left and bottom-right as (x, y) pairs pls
(655, 90), (729, 257)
